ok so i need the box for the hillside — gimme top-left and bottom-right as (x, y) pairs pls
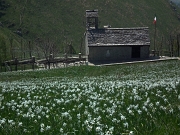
(0, 26), (26, 62)
(0, 0), (180, 60)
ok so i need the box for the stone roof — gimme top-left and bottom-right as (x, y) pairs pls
(86, 27), (150, 46)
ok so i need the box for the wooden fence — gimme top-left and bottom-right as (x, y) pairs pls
(1, 53), (86, 72)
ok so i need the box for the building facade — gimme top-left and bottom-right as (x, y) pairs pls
(85, 10), (150, 63)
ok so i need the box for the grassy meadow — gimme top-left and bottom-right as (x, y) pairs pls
(0, 0), (180, 55)
(0, 60), (180, 134)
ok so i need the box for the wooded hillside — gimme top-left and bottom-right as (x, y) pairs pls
(0, 0), (180, 61)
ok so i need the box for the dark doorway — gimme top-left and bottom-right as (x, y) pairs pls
(131, 46), (141, 58)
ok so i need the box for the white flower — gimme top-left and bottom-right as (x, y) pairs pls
(178, 95), (180, 100)
(105, 131), (112, 135)
(42, 111), (45, 116)
(142, 106), (147, 112)
(128, 109), (134, 115)
(60, 128), (63, 133)
(38, 115), (41, 119)
(120, 115), (126, 120)
(40, 123), (45, 128)
(112, 118), (117, 123)
(137, 109), (142, 114)
(84, 120), (89, 125)
(97, 116), (101, 121)
(18, 122), (23, 126)
(156, 101), (160, 106)
(46, 125), (51, 130)
(77, 113), (81, 119)
(40, 127), (44, 132)
(109, 127), (114, 132)
(169, 108), (173, 114)
(87, 125), (93, 131)
(0, 118), (6, 124)
(129, 131), (134, 135)
(149, 103), (153, 108)
(96, 126), (101, 132)
(123, 122), (128, 128)
(23, 129), (28, 133)
(8, 120), (13, 124)
(31, 114), (35, 118)
(62, 112), (69, 117)
(164, 98), (168, 103)
(63, 122), (67, 127)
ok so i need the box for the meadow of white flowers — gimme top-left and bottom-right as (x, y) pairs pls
(0, 61), (180, 134)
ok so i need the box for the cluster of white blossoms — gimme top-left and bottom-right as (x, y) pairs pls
(0, 61), (180, 134)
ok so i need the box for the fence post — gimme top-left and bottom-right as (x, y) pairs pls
(0, 62), (3, 72)
(10, 61), (12, 71)
(31, 56), (35, 70)
(79, 53), (81, 61)
(15, 57), (18, 71)
(4, 62), (6, 72)
(64, 53), (67, 67)
(48, 54), (53, 69)
(177, 34), (179, 57)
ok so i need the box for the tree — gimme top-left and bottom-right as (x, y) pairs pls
(0, 36), (7, 64)
(35, 38), (59, 69)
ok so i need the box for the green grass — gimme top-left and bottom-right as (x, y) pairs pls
(0, 60), (180, 134)
(0, 65), (116, 81)
(0, 60), (179, 81)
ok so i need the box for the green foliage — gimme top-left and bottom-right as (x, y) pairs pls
(0, 0), (180, 57)
(0, 27), (27, 61)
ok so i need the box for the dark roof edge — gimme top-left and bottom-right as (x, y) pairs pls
(88, 43), (150, 46)
(86, 9), (98, 12)
(88, 27), (149, 30)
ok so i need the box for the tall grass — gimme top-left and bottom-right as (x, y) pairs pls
(0, 60), (180, 134)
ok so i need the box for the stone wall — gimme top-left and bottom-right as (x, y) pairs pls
(88, 46), (131, 62)
(88, 45), (150, 62)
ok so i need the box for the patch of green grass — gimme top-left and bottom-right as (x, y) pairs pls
(0, 60), (180, 134)
(0, 60), (179, 81)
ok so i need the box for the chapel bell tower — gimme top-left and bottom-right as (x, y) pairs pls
(86, 9), (98, 29)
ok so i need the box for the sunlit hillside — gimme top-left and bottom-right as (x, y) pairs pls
(0, 0), (180, 59)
